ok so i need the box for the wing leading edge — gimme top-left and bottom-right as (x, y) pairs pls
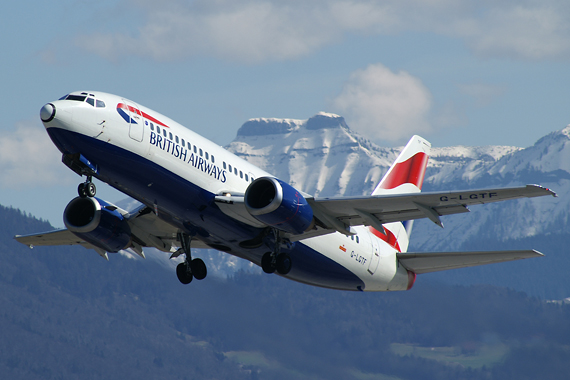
(397, 250), (543, 274)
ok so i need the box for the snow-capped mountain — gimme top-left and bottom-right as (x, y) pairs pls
(226, 114), (567, 249)
(227, 112), (397, 197)
(223, 113), (570, 299)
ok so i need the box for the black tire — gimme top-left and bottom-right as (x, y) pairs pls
(191, 258), (207, 280)
(78, 183), (87, 198)
(261, 252), (275, 274)
(276, 253), (292, 275)
(176, 262), (193, 284)
(85, 182), (96, 197)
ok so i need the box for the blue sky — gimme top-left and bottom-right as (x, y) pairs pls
(3, 0), (570, 226)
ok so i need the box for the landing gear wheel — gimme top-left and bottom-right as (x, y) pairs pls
(190, 258), (207, 280)
(78, 183), (87, 198)
(78, 181), (96, 198)
(276, 253), (292, 275)
(261, 252), (276, 274)
(176, 262), (193, 284)
(85, 182), (96, 197)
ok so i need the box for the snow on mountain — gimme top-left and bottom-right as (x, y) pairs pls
(227, 113), (399, 197)
(227, 113), (568, 252)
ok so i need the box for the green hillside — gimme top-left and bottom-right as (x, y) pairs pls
(1, 204), (570, 379)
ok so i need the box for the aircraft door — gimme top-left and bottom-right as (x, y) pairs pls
(368, 238), (380, 274)
(122, 99), (144, 142)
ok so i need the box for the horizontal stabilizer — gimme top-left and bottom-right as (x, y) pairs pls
(397, 250), (543, 274)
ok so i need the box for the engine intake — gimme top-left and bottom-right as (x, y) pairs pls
(64, 197), (131, 253)
(245, 177), (314, 234)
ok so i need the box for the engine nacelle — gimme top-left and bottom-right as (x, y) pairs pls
(244, 177), (314, 234)
(64, 197), (131, 253)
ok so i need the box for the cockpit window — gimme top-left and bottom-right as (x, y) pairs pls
(86, 97), (95, 107)
(66, 94), (87, 102)
(59, 94), (69, 100)
(96, 100), (105, 108)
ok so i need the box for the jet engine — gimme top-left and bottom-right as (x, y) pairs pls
(244, 177), (314, 234)
(64, 196), (131, 253)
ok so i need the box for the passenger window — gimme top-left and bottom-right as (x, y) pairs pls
(234, 168), (238, 175)
(199, 149), (203, 157)
(157, 126), (161, 134)
(245, 174), (248, 181)
(211, 155), (215, 163)
(205, 152), (209, 160)
(175, 135), (179, 144)
(181, 138), (185, 146)
(96, 100), (106, 108)
(351, 236), (354, 241)
(193, 146), (197, 153)
(86, 97), (95, 107)
(229, 164), (232, 172)
(356, 236), (359, 243)
(163, 129), (167, 137)
(223, 162), (227, 169)
(240, 171), (243, 179)
(169, 132), (173, 140)
(150, 123), (154, 131)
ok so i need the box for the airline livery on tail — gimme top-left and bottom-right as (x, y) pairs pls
(15, 91), (556, 291)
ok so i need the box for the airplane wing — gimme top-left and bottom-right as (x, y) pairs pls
(397, 249), (543, 274)
(14, 205), (210, 259)
(309, 184), (555, 230)
(215, 184), (556, 239)
(15, 229), (94, 248)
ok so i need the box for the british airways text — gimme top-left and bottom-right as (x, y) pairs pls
(149, 131), (227, 182)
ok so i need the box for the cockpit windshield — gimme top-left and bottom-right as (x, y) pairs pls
(62, 93), (106, 108)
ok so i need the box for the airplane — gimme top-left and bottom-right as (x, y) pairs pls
(14, 91), (556, 291)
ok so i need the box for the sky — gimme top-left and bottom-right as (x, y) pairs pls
(2, 0), (570, 227)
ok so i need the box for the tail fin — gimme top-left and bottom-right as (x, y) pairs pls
(369, 136), (431, 253)
(372, 135), (431, 196)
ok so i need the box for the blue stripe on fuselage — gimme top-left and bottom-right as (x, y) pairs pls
(46, 127), (365, 291)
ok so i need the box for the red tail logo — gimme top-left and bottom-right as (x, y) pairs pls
(379, 152), (428, 190)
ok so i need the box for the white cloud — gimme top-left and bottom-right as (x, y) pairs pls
(0, 121), (75, 189)
(331, 63), (433, 143)
(71, 0), (570, 63)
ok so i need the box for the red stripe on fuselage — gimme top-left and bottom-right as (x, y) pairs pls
(369, 226), (401, 252)
(117, 103), (169, 128)
(380, 152), (428, 190)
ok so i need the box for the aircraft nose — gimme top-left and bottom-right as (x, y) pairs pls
(40, 103), (56, 123)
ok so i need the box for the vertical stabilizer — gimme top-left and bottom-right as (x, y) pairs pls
(369, 136), (431, 253)
(372, 135), (431, 196)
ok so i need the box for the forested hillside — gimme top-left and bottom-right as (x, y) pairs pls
(2, 204), (570, 379)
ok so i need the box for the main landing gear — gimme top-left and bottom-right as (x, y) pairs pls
(261, 230), (292, 275)
(78, 176), (96, 198)
(173, 232), (207, 285)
